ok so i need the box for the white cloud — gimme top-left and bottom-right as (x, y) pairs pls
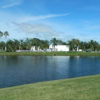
(0, 11), (70, 23)
(17, 13), (70, 22)
(12, 22), (63, 39)
(12, 22), (58, 34)
(1, 0), (23, 8)
(0, 11), (71, 40)
(12, 22), (78, 41)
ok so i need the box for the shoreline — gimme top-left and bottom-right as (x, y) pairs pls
(0, 75), (100, 100)
(0, 51), (100, 56)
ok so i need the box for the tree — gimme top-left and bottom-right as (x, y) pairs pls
(93, 41), (99, 51)
(71, 39), (80, 51)
(79, 41), (87, 51)
(13, 39), (20, 51)
(30, 38), (41, 50)
(25, 38), (32, 50)
(89, 40), (94, 51)
(19, 39), (24, 50)
(67, 39), (80, 51)
(0, 41), (5, 51)
(6, 40), (14, 52)
(6, 39), (20, 52)
(4, 31), (9, 40)
(40, 40), (49, 49)
(56, 40), (63, 45)
(4, 31), (9, 50)
(50, 38), (58, 51)
(44, 40), (49, 48)
(33, 38), (41, 46)
(50, 38), (57, 51)
(0, 31), (3, 41)
(88, 40), (100, 51)
(22, 42), (27, 50)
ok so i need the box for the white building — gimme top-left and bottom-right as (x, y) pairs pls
(30, 46), (41, 51)
(49, 45), (70, 52)
(30, 46), (35, 51)
(77, 46), (82, 51)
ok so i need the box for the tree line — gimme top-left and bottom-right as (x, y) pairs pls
(0, 31), (100, 52)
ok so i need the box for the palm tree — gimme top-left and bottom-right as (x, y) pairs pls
(67, 40), (73, 51)
(93, 41), (99, 51)
(4, 31), (9, 50)
(0, 31), (3, 41)
(50, 38), (57, 51)
(71, 39), (80, 51)
(4, 31), (9, 40)
(67, 39), (80, 51)
(57, 40), (63, 45)
(0, 41), (5, 50)
(13, 39), (20, 51)
(19, 39), (24, 50)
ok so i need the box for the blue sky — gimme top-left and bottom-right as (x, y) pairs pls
(0, 0), (100, 42)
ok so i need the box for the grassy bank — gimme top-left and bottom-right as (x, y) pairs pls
(0, 51), (100, 56)
(0, 75), (100, 100)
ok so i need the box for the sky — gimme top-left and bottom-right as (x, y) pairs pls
(0, 0), (100, 42)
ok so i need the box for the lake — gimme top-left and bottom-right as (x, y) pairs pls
(0, 56), (100, 88)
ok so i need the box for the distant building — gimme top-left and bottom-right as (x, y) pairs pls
(30, 46), (41, 51)
(49, 45), (70, 52)
(77, 46), (82, 51)
(30, 46), (35, 51)
(16, 45), (70, 52)
(78, 49), (82, 51)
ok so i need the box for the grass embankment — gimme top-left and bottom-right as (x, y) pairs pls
(0, 51), (100, 56)
(0, 75), (100, 100)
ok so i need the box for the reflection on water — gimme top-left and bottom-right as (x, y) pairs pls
(0, 56), (100, 88)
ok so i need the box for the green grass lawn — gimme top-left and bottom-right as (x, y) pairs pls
(0, 51), (100, 56)
(0, 75), (100, 100)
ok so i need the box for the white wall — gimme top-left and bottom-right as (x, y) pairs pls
(49, 45), (69, 52)
(30, 46), (35, 51)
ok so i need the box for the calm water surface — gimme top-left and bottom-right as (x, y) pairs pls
(0, 56), (100, 88)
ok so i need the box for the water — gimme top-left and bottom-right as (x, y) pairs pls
(0, 56), (100, 88)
